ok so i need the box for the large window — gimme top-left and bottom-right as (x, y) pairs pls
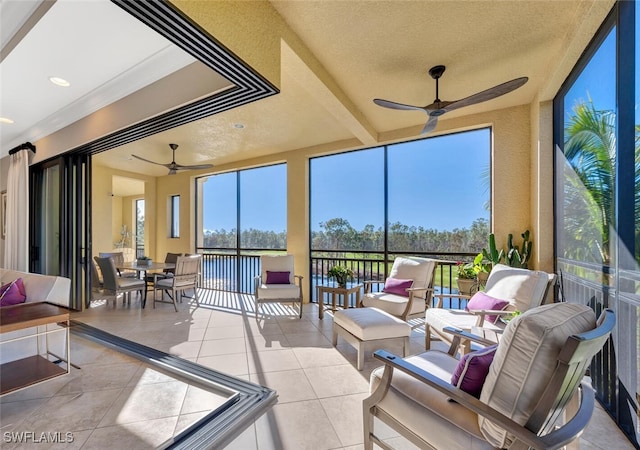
(199, 165), (286, 250)
(310, 128), (490, 254)
(196, 164), (286, 293)
(554, 1), (638, 445)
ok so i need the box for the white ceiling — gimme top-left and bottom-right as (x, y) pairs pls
(0, 0), (196, 155)
(1, 0), (612, 185)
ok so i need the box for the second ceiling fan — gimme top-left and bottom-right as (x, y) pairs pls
(374, 65), (528, 134)
(132, 144), (213, 175)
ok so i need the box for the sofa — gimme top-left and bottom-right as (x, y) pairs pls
(0, 269), (71, 308)
(0, 269), (71, 365)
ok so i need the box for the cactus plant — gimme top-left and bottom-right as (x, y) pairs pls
(482, 233), (504, 268)
(506, 230), (532, 268)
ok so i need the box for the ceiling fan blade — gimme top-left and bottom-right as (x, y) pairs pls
(174, 163), (214, 170)
(373, 98), (426, 112)
(422, 114), (439, 134)
(131, 154), (171, 168)
(444, 77), (528, 112)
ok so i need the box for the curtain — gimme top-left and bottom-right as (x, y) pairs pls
(3, 148), (33, 271)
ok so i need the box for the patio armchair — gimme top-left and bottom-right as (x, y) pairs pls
(425, 263), (554, 353)
(361, 256), (437, 322)
(364, 302), (615, 450)
(254, 254), (303, 318)
(152, 255), (201, 312)
(94, 256), (146, 306)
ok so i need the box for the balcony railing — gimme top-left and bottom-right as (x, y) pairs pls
(195, 248), (478, 308)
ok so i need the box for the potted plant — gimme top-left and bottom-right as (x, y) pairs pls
(136, 255), (152, 266)
(327, 265), (354, 288)
(455, 261), (478, 295)
(473, 252), (491, 287)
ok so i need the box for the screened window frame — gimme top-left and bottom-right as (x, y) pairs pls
(308, 127), (493, 254)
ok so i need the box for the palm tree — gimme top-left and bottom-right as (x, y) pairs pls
(562, 100), (616, 264)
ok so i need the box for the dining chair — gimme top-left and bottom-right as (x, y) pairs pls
(152, 255), (201, 312)
(99, 251), (137, 278)
(94, 256), (146, 307)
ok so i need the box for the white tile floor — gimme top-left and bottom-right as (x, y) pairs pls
(0, 289), (635, 449)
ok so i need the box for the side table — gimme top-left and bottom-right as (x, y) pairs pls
(317, 283), (363, 319)
(0, 302), (71, 396)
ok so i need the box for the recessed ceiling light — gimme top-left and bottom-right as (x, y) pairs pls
(49, 76), (70, 87)
(0, 117), (14, 124)
(233, 123), (245, 129)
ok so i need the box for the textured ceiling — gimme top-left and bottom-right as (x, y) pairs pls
(3, 0), (613, 181)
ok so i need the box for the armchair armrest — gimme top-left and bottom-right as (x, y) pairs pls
(442, 326), (497, 351)
(363, 279), (384, 294)
(294, 274), (303, 285)
(433, 292), (473, 308)
(467, 308), (513, 326)
(371, 350), (585, 450)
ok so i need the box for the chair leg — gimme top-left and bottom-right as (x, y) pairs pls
(299, 299), (303, 318)
(172, 288), (178, 312)
(425, 324), (431, 349)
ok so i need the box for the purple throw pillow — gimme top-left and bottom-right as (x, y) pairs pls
(451, 344), (498, 398)
(0, 278), (27, 306)
(465, 291), (510, 324)
(382, 277), (413, 297)
(265, 271), (290, 284)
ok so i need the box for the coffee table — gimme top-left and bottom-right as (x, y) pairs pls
(0, 302), (71, 395)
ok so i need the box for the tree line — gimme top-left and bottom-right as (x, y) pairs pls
(202, 217), (489, 253)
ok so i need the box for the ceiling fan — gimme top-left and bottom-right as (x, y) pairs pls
(132, 143), (213, 175)
(374, 65), (528, 134)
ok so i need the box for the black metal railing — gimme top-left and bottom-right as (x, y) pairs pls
(310, 250), (477, 308)
(557, 258), (640, 446)
(194, 247), (478, 308)
(195, 248), (287, 293)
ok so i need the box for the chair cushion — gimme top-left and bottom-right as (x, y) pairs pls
(257, 284), (300, 300)
(484, 264), (549, 312)
(466, 292), (510, 324)
(362, 291), (424, 317)
(451, 345), (498, 398)
(266, 270), (290, 284)
(426, 307), (505, 336)
(479, 302), (596, 448)
(382, 277), (413, 297)
(116, 278), (145, 289)
(389, 257), (436, 299)
(261, 255), (294, 284)
(370, 351), (493, 449)
(334, 307), (410, 341)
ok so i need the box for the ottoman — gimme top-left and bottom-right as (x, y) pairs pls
(333, 307), (411, 370)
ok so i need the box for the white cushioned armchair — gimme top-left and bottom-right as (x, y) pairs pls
(425, 264), (554, 352)
(361, 256), (437, 322)
(364, 302), (615, 450)
(254, 254), (303, 318)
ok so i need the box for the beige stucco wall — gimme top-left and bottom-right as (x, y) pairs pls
(151, 102), (534, 300)
(91, 165), (156, 261)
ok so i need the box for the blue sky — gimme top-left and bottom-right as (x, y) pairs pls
(203, 128), (490, 233)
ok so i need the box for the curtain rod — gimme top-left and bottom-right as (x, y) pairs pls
(8, 142), (35, 155)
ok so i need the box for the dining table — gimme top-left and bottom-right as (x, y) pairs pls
(116, 261), (177, 307)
